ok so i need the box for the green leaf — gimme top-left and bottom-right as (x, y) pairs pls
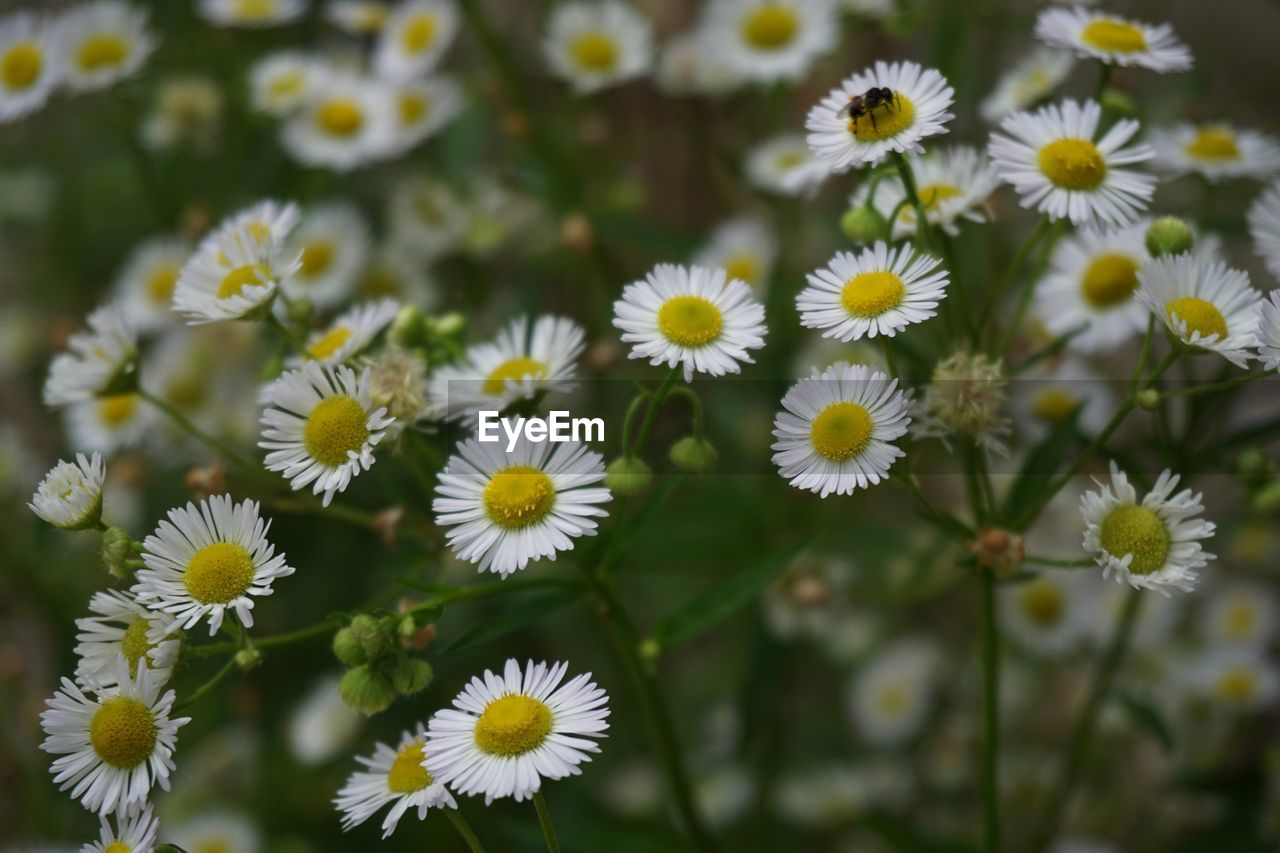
(1115, 687), (1176, 752)
(652, 541), (808, 649)
(1003, 409), (1081, 529)
(444, 588), (583, 653)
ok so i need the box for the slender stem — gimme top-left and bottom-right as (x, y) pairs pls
(1092, 62), (1113, 101)
(445, 809), (487, 853)
(532, 791), (561, 853)
(1031, 588), (1144, 852)
(175, 654), (238, 711)
(976, 216), (1052, 341)
(892, 470), (973, 539)
(667, 385), (706, 438)
(879, 337), (899, 378)
(997, 220), (1065, 354)
(188, 617), (341, 658)
(979, 569), (1001, 853)
(1159, 369), (1271, 399)
(137, 386), (257, 469)
(890, 151), (933, 252)
(265, 313), (309, 355)
(632, 368), (680, 456)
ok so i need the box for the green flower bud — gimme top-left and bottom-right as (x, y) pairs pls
(1145, 216), (1194, 258)
(390, 657), (434, 696)
(840, 205), (887, 244)
(332, 626), (366, 666)
(1136, 388), (1162, 411)
(349, 614), (390, 659)
(429, 311), (466, 339)
(101, 526), (134, 580)
(668, 436), (719, 474)
(604, 456), (653, 496)
(234, 648), (262, 671)
(338, 664), (396, 716)
(1099, 86), (1138, 118)
(389, 305), (428, 349)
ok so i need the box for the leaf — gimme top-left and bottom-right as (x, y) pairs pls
(652, 541), (809, 649)
(1002, 409), (1081, 529)
(444, 588), (583, 653)
(1115, 687), (1176, 752)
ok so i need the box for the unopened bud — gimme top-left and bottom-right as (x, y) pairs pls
(1145, 216), (1194, 258)
(1099, 86), (1138, 118)
(429, 311), (466, 339)
(388, 305), (428, 349)
(234, 648), (262, 671)
(669, 436), (719, 474)
(349, 614), (389, 659)
(1136, 388), (1162, 411)
(389, 657), (433, 696)
(338, 664), (396, 716)
(560, 213), (593, 252)
(840, 205), (887, 244)
(332, 626), (366, 666)
(604, 456), (653, 495)
(101, 526), (134, 580)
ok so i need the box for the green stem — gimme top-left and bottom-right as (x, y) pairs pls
(997, 220), (1065, 354)
(265, 313), (310, 355)
(976, 216), (1052, 343)
(1159, 369), (1271, 399)
(175, 654), (238, 711)
(137, 386), (257, 469)
(667, 385), (706, 438)
(979, 569), (1001, 853)
(890, 151), (934, 252)
(1092, 62), (1113, 102)
(445, 809), (487, 853)
(879, 337), (900, 378)
(631, 368), (680, 457)
(892, 470), (973, 539)
(532, 791), (560, 853)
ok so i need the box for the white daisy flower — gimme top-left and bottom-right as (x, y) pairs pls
(286, 674), (363, 765)
(613, 263), (767, 382)
(798, 241), (948, 341)
(1258, 290), (1280, 373)
(543, 1), (654, 94)
(1135, 254), (1262, 369)
(113, 236), (190, 334)
(259, 362), (394, 506)
(1246, 181), (1280, 281)
(281, 72), (397, 172)
(248, 51), (318, 117)
(54, 0), (157, 93)
(74, 589), (181, 690)
(428, 315), (585, 423)
(1200, 581), (1277, 649)
(1184, 648), (1280, 712)
(29, 452), (106, 530)
(853, 145), (1000, 240)
(980, 46), (1074, 122)
(744, 133), (831, 197)
(291, 299), (399, 366)
(40, 655), (189, 815)
(386, 178), (468, 261)
(1149, 123), (1280, 184)
(433, 435), (610, 578)
(847, 637), (939, 746)
(83, 801), (158, 853)
(386, 75), (462, 155)
(65, 392), (155, 455)
(174, 209), (302, 325)
(0, 12), (61, 124)
(1034, 222), (1150, 353)
(1081, 461), (1216, 595)
(373, 0), (457, 81)
(334, 727), (457, 838)
(169, 812), (261, 853)
(425, 659), (610, 803)
(771, 361), (910, 497)
(654, 29), (741, 97)
(209, 197), (302, 248)
(1014, 355), (1114, 440)
(325, 1), (391, 35)
(704, 0), (837, 84)
(133, 494), (295, 634)
(692, 217), (777, 295)
(1001, 572), (1099, 657)
(280, 203), (370, 307)
(989, 99), (1155, 228)
(44, 305), (138, 407)
(199, 0), (307, 28)
(806, 60), (955, 171)
(1035, 6), (1191, 73)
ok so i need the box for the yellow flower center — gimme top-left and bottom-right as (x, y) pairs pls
(1081, 253), (1139, 308)
(399, 91), (429, 125)
(474, 694), (554, 756)
(103, 841), (132, 853)
(851, 93), (915, 142)
(234, 0), (278, 19)
(1099, 504), (1169, 575)
(75, 34), (129, 73)
(483, 466), (556, 529)
(1217, 668), (1258, 703)
(217, 263), (271, 300)
(184, 541), (256, 604)
(1081, 18), (1147, 54)
(876, 683), (909, 716)
(297, 240), (335, 279)
(267, 71), (304, 99)
(723, 254), (760, 286)
(1019, 581), (1065, 626)
(1031, 388), (1080, 423)
(1166, 296), (1227, 340)
(89, 696), (157, 769)
(810, 401), (873, 462)
(307, 326), (353, 361)
(482, 357), (549, 396)
(401, 13), (437, 53)
(99, 393), (138, 427)
(741, 5), (798, 50)
(1224, 603), (1257, 640)
(841, 270), (906, 318)
(303, 395), (370, 467)
(121, 618), (154, 676)
(146, 264), (180, 304)
(1, 42), (42, 90)
(315, 99), (364, 137)
(913, 183), (963, 214)
(1038, 138), (1107, 190)
(387, 740), (433, 793)
(1185, 128), (1240, 161)
(657, 296), (723, 347)
(570, 32), (619, 71)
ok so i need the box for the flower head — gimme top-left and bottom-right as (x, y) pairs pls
(1136, 253), (1262, 368)
(544, 1), (653, 94)
(0, 11), (61, 124)
(1149, 123), (1280, 184)
(1035, 6), (1191, 73)
(374, 0), (457, 81)
(54, 1), (157, 93)
(44, 305), (138, 406)
(335, 727), (456, 838)
(705, 0), (837, 83)
(798, 241), (948, 341)
(75, 589), (181, 689)
(29, 452), (105, 530)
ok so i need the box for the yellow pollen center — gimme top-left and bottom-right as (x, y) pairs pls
(387, 741), (433, 793)
(474, 694), (554, 756)
(234, 0), (278, 18)
(1186, 128), (1240, 161)
(723, 254), (760, 286)
(121, 618), (154, 676)
(267, 71), (304, 99)
(876, 684), (909, 716)
(217, 263), (271, 299)
(913, 183), (963, 215)
(103, 842), (131, 853)
(75, 34), (129, 72)
(316, 99), (364, 137)
(657, 296), (723, 347)
(741, 6), (798, 50)
(1081, 253), (1139, 308)
(483, 357), (549, 396)
(1166, 296), (1228, 340)
(1217, 668), (1258, 702)
(298, 240), (335, 278)
(1225, 603), (1257, 640)
(841, 270), (906, 318)
(99, 393), (138, 427)
(184, 541), (255, 604)
(401, 13), (437, 53)
(570, 32), (619, 71)
(810, 401), (874, 462)
(2, 42), (42, 89)
(399, 92), (429, 124)
(1020, 581), (1065, 625)
(776, 151), (806, 169)
(852, 93), (915, 142)
(1099, 504), (1170, 575)
(1081, 19), (1148, 53)
(303, 395), (369, 467)
(89, 697), (156, 769)
(1038, 138), (1107, 190)
(483, 466), (556, 528)
(307, 326), (353, 361)
(146, 264), (179, 304)
(1032, 388), (1080, 423)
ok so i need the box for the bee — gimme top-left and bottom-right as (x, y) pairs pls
(837, 87), (901, 134)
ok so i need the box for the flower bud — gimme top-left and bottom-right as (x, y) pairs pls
(101, 526), (134, 581)
(389, 657), (433, 696)
(840, 205), (887, 244)
(1136, 388), (1162, 411)
(349, 614), (390, 659)
(1099, 86), (1138, 118)
(338, 664), (396, 716)
(604, 456), (653, 495)
(332, 626), (366, 666)
(429, 311), (466, 339)
(388, 305), (428, 349)
(1145, 216), (1194, 258)
(234, 648), (262, 671)
(668, 436), (719, 474)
